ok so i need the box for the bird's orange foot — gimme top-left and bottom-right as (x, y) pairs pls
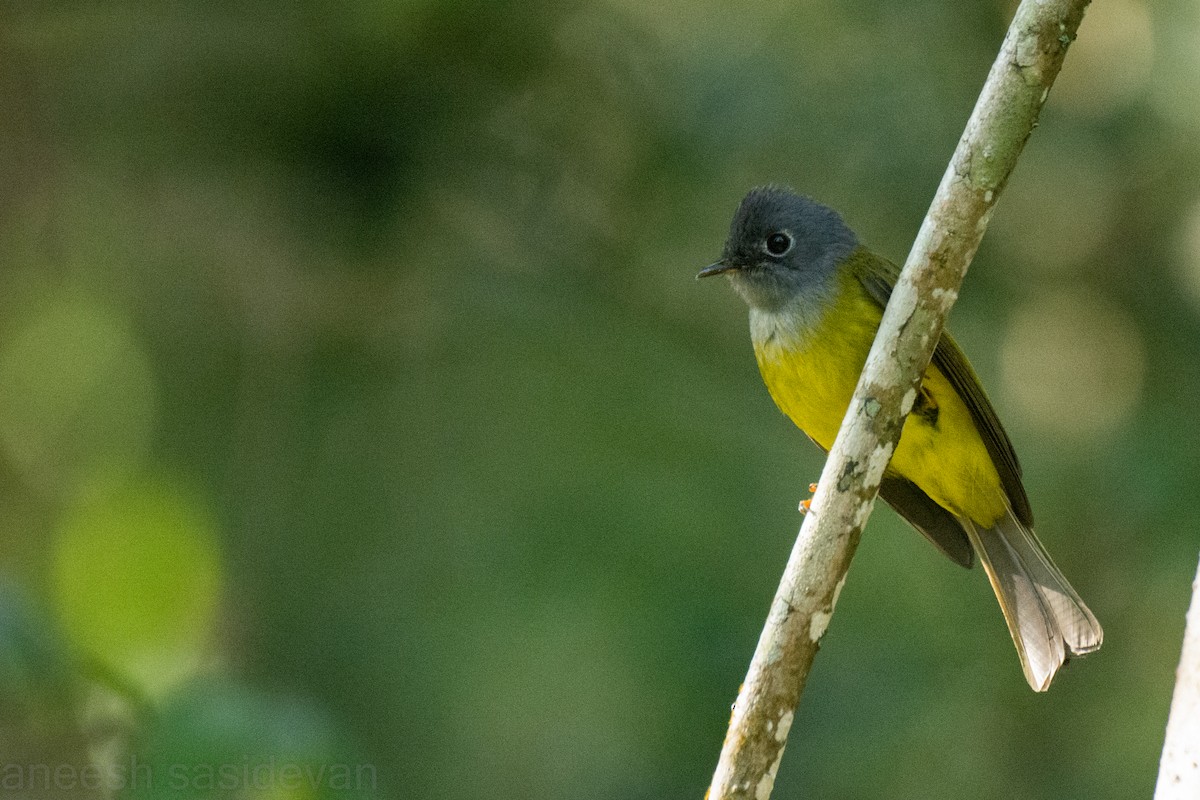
(799, 482), (818, 514)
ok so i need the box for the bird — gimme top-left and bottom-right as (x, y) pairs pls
(698, 185), (1102, 691)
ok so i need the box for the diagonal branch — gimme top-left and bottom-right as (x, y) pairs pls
(706, 1), (1091, 797)
(1155, 555), (1200, 799)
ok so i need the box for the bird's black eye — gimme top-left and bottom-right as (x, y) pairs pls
(765, 232), (792, 256)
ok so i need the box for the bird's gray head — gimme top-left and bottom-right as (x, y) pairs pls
(699, 186), (858, 311)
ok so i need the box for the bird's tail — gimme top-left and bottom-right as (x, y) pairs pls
(958, 507), (1103, 691)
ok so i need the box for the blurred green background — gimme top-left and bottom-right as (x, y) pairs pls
(1, 0), (1198, 798)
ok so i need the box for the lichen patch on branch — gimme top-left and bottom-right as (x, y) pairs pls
(865, 442), (895, 486)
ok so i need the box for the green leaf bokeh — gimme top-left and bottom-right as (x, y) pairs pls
(1, 1), (1199, 798)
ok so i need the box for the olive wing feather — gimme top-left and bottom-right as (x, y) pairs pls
(847, 248), (1033, 527)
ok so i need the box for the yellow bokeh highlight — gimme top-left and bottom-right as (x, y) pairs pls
(1053, 0), (1154, 117)
(0, 291), (157, 498)
(1000, 288), (1145, 439)
(1148, 0), (1200, 131)
(991, 141), (1117, 275)
(1176, 197), (1200, 310)
(53, 477), (223, 697)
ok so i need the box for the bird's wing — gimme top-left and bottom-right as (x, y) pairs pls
(879, 476), (974, 567)
(848, 248), (1033, 527)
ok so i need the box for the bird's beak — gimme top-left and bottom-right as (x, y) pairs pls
(697, 260), (737, 279)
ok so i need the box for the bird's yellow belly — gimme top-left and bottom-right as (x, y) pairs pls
(752, 281), (1007, 527)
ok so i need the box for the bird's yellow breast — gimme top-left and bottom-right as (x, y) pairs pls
(751, 269), (1007, 527)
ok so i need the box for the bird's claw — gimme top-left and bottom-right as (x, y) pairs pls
(799, 482), (818, 514)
